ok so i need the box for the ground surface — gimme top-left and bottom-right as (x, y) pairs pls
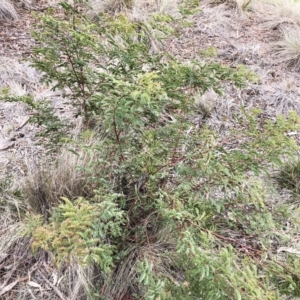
(1, 0), (300, 299)
(0, 0), (74, 180)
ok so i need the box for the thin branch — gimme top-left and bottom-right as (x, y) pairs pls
(38, 271), (67, 300)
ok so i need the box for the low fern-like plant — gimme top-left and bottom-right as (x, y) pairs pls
(30, 196), (125, 271)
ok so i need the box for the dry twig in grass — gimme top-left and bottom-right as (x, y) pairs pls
(272, 26), (300, 71)
(0, 0), (18, 21)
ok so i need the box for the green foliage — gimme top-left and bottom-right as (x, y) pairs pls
(235, 64), (259, 83)
(175, 245), (278, 300)
(31, 197), (125, 270)
(22, 1), (300, 299)
(137, 259), (167, 300)
(200, 45), (218, 58)
(30, 1), (248, 127)
(179, 0), (201, 15)
(0, 88), (67, 144)
(23, 213), (43, 237)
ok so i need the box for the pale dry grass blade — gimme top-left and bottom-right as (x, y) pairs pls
(0, 0), (18, 21)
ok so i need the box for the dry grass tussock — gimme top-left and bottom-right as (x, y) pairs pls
(0, 0), (18, 21)
(259, 0), (300, 30)
(197, 3), (234, 34)
(155, 0), (179, 15)
(0, 183), (32, 299)
(0, 57), (40, 96)
(22, 139), (102, 217)
(200, 0), (255, 11)
(0, 178), (27, 253)
(86, 0), (180, 19)
(272, 26), (300, 71)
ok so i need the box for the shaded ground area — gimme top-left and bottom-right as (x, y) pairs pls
(0, 0), (37, 58)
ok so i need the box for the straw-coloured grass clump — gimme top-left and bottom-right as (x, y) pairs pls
(260, 0), (300, 30)
(22, 145), (101, 217)
(0, 0), (18, 21)
(200, 0), (254, 11)
(272, 26), (300, 71)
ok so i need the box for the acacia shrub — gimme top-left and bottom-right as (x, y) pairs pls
(24, 1), (300, 299)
